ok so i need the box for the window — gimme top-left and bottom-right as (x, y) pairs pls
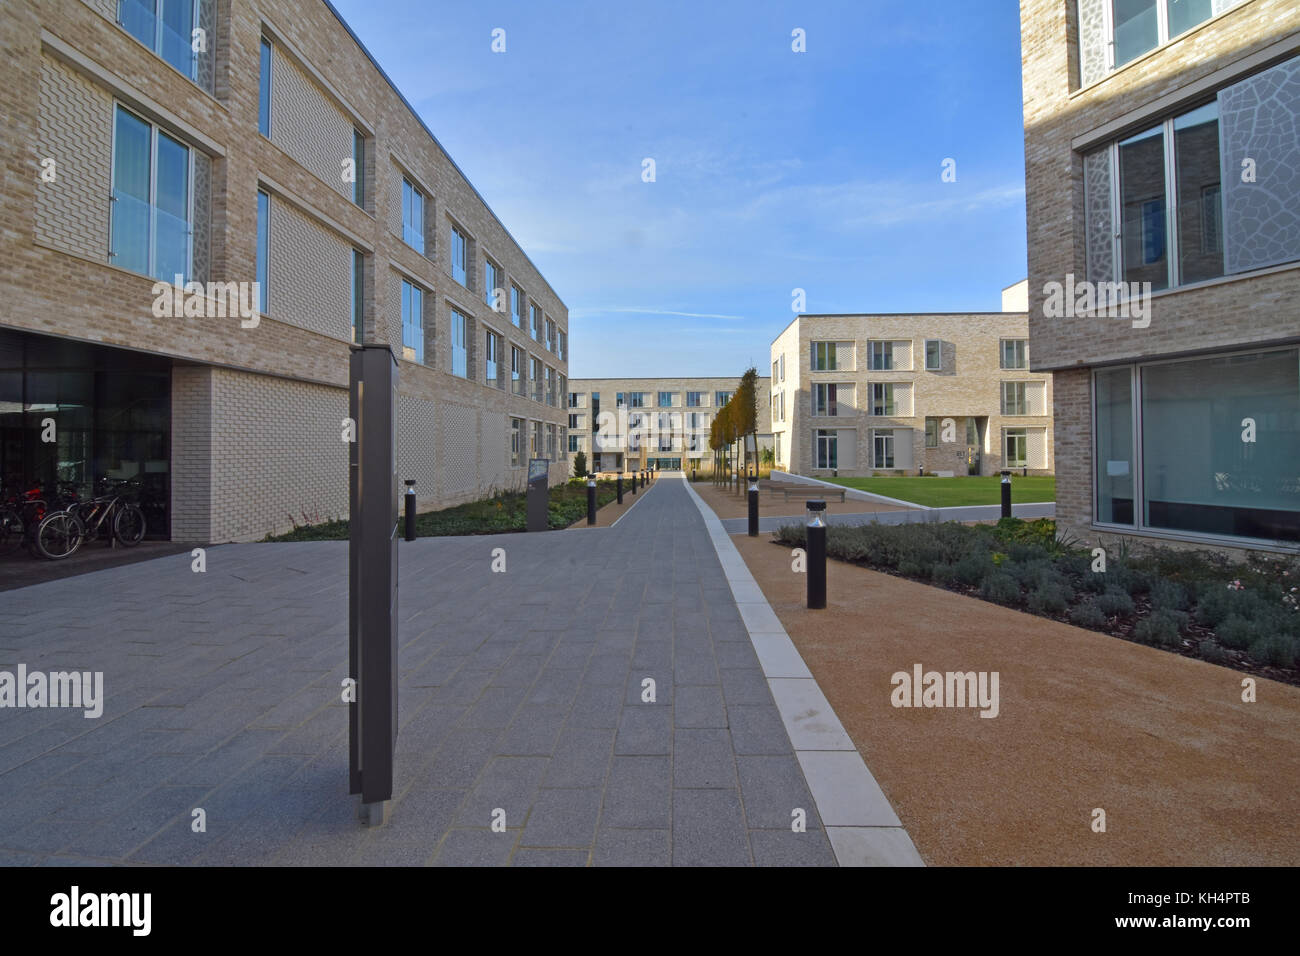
(812, 341), (849, 371)
(401, 280), (424, 364)
(1004, 429), (1028, 468)
(256, 190), (269, 314)
(1001, 339), (1027, 370)
(351, 129), (365, 207)
(615, 392), (625, 408)
(925, 340), (942, 371)
(530, 304), (542, 341)
(1173, 102), (1222, 284)
(1078, 0), (1225, 83)
(715, 391), (732, 407)
(591, 392), (600, 424)
(812, 383), (839, 417)
(531, 421), (543, 459)
(530, 356), (543, 402)
(1002, 382), (1028, 416)
(568, 433), (580, 453)
(1113, 0), (1159, 68)
(545, 367), (556, 406)
(871, 384), (895, 416)
(351, 249), (364, 343)
(568, 392), (580, 408)
(450, 225), (467, 286)
(558, 330), (567, 362)
(686, 391), (703, 407)
(119, 0), (201, 79)
(658, 392), (675, 408)
(546, 424), (557, 460)
(258, 37), (272, 136)
(815, 429), (838, 469)
(484, 329), (500, 386)
(511, 417), (523, 467)
(773, 360), (779, 380)
(402, 179), (424, 254)
(511, 286), (523, 328)
(512, 346), (525, 396)
(545, 317), (556, 353)
(485, 259), (500, 309)
(630, 392), (648, 408)
(559, 374), (567, 407)
(874, 432), (895, 469)
(569, 413), (581, 429)
(966, 417), (980, 447)
(110, 106), (191, 282)
(779, 354), (785, 382)
(925, 418), (939, 448)
(451, 309), (467, 378)
(869, 341), (893, 371)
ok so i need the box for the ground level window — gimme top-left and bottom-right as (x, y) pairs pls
(873, 432), (894, 469)
(1004, 428), (1027, 468)
(815, 429), (837, 469)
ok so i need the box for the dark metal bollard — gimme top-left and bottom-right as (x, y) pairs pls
(404, 479), (416, 541)
(1000, 470), (1012, 519)
(806, 500), (826, 609)
(616, 475), (623, 504)
(748, 475), (759, 537)
(587, 476), (597, 525)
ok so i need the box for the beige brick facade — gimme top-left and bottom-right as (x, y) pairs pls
(1022, 0), (1300, 552)
(566, 377), (772, 473)
(1, 0), (568, 542)
(772, 312), (1053, 479)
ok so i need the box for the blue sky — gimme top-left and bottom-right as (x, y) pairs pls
(330, 0), (1028, 378)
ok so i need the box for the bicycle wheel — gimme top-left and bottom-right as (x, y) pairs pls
(0, 507), (22, 555)
(35, 511), (84, 560)
(113, 504), (146, 546)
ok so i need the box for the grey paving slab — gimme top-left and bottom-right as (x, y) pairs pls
(0, 475), (848, 866)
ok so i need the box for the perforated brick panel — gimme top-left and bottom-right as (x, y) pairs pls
(36, 55), (111, 262)
(441, 402), (477, 495)
(398, 393), (437, 501)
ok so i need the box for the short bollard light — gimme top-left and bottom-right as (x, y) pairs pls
(616, 472), (623, 504)
(587, 474), (598, 525)
(1000, 470), (1012, 519)
(747, 474), (759, 537)
(404, 479), (416, 542)
(806, 499), (827, 610)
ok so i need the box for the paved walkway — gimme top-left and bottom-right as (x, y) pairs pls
(0, 477), (866, 866)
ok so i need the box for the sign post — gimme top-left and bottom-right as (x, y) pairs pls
(348, 344), (399, 826)
(526, 458), (549, 532)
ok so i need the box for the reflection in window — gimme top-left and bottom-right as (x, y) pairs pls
(1119, 124), (1168, 291)
(1174, 101), (1223, 284)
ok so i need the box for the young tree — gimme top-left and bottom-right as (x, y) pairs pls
(572, 450), (588, 479)
(736, 367), (759, 478)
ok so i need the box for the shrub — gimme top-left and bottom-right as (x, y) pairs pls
(952, 552), (994, 586)
(1068, 598), (1108, 629)
(1095, 587), (1136, 617)
(1133, 609), (1183, 647)
(981, 572), (1021, 606)
(1215, 615), (1256, 650)
(1197, 641), (1230, 664)
(1148, 578), (1190, 611)
(898, 558), (933, 579)
(930, 562), (958, 586)
(1248, 633), (1299, 668)
(1028, 581), (1072, 615)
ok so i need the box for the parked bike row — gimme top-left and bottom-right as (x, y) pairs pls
(0, 477), (147, 561)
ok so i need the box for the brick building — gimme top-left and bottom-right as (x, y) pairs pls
(1021, 0), (1300, 550)
(0, 0), (569, 542)
(771, 283), (1054, 477)
(566, 377), (772, 474)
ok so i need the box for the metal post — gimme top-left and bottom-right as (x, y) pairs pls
(747, 474), (759, 537)
(616, 474), (623, 504)
(587, 475), (597, 525)
(631, 469), (637, 494)
(404, 479), (416, 542)
(1001, 470), (1012, 519)
(806, 500), (826, 610)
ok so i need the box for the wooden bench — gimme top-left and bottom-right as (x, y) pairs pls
(768, 484), (846, 503)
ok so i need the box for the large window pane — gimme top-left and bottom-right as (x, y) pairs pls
(1141, 350), (1300, 541)
(1174, 101), (1223, 284)
(1119, 124), (1168, 291)
(159, 0), (195, 77)
(154, 131), (190, 282)
(256, 190), (269, 313)
(1112, 0), (1159, 67)
(1095, 367), (1135, 525)
(111, 107), (152, 276)
(119, 0), (156, 50)
(1167, 0), (1213, 38)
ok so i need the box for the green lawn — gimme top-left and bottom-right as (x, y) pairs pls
(824, 475), (1056, 508)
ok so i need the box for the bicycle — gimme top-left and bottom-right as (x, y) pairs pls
(35, 479), (145, 561)
(0, 484), (52, 557)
